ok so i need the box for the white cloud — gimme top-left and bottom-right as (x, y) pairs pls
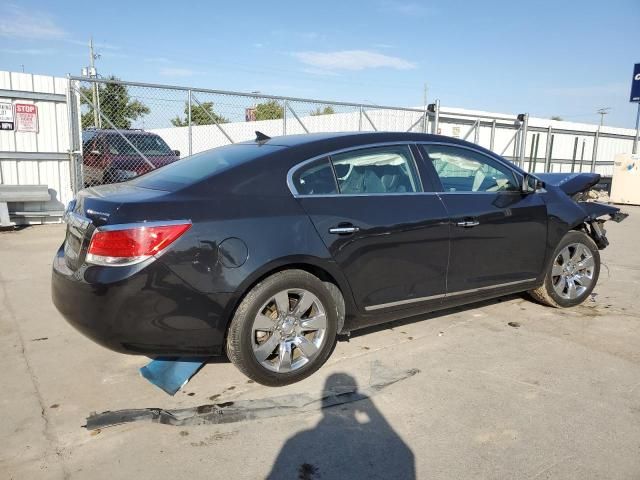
(301, 67), (342, 77)
(145, 56), (171, 64)
(1, 47), (57, 56)
(293, 50), (416, 71)
(378, 1), (433, 16)
(159, 67), (198, 77)
(65, 39), (120, 50)
(253, 43), (264, 48)
(0, 4), (66, 39)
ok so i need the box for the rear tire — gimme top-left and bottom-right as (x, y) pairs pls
(528, 230), (600, 308)
(226, 269), (338, 386)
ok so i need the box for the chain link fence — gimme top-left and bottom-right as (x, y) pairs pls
(67, 77), (433, 189)
(67, 76), (636, 191)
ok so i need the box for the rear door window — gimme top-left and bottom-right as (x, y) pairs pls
(331, 145), (421, 194)
(291, 158), (338, 195)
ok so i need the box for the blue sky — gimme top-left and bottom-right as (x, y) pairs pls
(1, 0), (639, 127)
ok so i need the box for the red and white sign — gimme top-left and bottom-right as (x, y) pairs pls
(15, 103), (38, 133)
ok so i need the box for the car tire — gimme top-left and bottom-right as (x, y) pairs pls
(226, 269), (338, 386)
(528, 230), (600, 308)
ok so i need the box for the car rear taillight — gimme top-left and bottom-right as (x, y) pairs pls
(86, 221), (191, 266)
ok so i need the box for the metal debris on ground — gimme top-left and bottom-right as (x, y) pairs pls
(85, 368), (420, 430)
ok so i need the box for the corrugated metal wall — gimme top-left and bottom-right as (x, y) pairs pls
(0, 71), (72, 222)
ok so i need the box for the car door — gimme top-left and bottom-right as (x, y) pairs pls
(419, 143), (548, 295)
(291, 143), (450, 322)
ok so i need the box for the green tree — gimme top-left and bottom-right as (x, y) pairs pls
(550, 116), (563, 121)
(254, 100), (284, 120)
(80, 76), (149, 129)
(310, 106), (336, 116)
(171, 101), (228, 126)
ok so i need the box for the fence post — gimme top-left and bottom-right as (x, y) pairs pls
(570, 137), (579, 173)
(518, 113), (528, 168)
(490, 119), (496, 151)
(591, 128), (600, 173)
(544, 125), (553, 172)
(66, 76), (82, 194)
(359, 105), (363, 131)
(187, 89), (193, 156)
(422, 105), (428, 133)
(432, 99), (440, 134)
(282, 100), (288, 135)
(474, 119), (480, 144)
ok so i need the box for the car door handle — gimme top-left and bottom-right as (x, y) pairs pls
(329, 225), (360, 235)
(456, 219), (480, 228)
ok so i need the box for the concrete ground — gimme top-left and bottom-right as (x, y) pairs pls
(1, 207), (639, 480)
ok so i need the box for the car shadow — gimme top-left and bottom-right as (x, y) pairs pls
(346, 293), (527, 340)
(266, 372), (415, 480)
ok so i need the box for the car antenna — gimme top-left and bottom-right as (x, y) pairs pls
(255, 131), (271, 143)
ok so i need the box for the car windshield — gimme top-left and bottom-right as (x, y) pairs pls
(130, 143), (284, 190)
(105, 133), (174, 156)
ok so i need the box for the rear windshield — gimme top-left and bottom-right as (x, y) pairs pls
(130, 143), (283, 190)
(104, 133), (174, 156)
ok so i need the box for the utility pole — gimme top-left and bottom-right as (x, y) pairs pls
(89, 37), (101, 128)
(633, 103), (639, 154)
(597, 107), (611, 127)
(423, 83), (428, 107)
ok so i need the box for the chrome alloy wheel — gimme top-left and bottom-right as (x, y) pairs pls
(251, 289), (328, 373)
(551, 242), (595, 300)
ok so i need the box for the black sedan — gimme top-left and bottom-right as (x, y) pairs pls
(52, 132), (627, 385)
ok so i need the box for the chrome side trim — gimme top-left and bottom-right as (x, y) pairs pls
(95, 219), (192, 232)
(365, 293), (446, 311)
(364, 277), (537, 312)
(286, 140), (528, 198)
(286, 141), (425, 197)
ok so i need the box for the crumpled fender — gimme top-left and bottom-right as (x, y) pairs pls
(577, 201), (628, 223)
(574, 201), (628, 249)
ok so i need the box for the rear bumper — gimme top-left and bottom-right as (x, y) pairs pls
(51, 246), (232, 356)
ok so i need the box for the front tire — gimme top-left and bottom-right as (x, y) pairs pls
(226, 270), (338, 386)
(529, 230), (600, 308)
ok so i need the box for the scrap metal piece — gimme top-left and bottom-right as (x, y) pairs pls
(85, 367), (420, 430)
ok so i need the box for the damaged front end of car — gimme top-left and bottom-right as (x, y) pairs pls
(538, 172), (629, 249)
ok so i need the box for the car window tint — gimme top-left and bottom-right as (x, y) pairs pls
(292, 158), (338, 195)
(331, 145), (420, 195)
(422, 144), (519, 192)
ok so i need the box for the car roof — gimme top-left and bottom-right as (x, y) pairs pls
(237, 131), (509, 163)
(240, 131), (496, 150)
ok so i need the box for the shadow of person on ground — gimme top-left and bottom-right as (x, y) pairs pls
(267, 373), (415, 480)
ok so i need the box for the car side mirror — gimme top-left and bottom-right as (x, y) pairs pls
(522, 174), (543, 193)
(173, 150), (180, 157)
(90, 150), (101, 156)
